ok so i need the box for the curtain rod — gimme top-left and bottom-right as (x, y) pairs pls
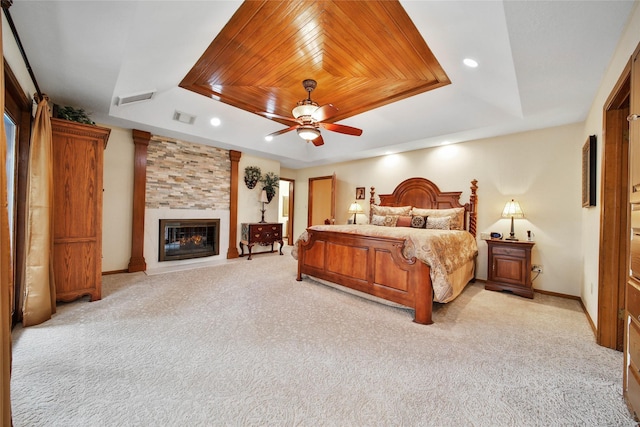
(2, 3), (43, 101)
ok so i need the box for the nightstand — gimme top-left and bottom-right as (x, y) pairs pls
(485, 239), (535, 298)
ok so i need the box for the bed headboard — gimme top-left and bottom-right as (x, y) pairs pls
(370, 178), (478, 237)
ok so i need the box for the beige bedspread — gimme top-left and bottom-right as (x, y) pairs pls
(292, 224), (478, 303)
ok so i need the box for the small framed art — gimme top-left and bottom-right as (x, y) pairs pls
(356, 187), (365, 200)
(582, 135), (597, 208)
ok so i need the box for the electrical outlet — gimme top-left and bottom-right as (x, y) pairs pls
(532, 264), (543, 273)
(480, 232), (491, 240)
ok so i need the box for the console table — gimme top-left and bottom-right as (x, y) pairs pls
(240, 223), (284, 260)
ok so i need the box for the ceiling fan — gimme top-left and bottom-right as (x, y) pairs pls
(257, 79), (363, 146)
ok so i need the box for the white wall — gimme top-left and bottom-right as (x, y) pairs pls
(582, 1), (640, 325)
(102, 125), (134, 272)
(2, 13), (36, 102)
(237, 154), (280, 249)
(289, 123), (584, 296)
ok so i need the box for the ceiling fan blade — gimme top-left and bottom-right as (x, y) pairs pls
(319, 122), (363, 136)
(256, 111), (300, 124)
(267, 125), (298, 138)
(311, 134), (324, 146)
(311, 104), (339, 122)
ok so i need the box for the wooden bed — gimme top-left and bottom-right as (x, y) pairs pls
(295, 178), (478, 325)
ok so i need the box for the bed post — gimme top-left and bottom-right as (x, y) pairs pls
(369, 186), (376, 224)
(468, 179), (478, 237)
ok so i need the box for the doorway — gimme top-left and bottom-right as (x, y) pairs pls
(308, 174), (336, 227)
(279, 178), (294, 245)
(598, 55), (632, 350)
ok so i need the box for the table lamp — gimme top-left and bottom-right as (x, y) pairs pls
(501, 199), (525, 241)
(259, 190), (269, 223)
(348, 202), (364, 224)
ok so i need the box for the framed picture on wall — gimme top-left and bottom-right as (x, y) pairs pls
(356, 187), (365, 200)
(582, 134), (597, 208)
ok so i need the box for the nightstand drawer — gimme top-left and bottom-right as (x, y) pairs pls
(492, 246), (525, 258)
(253, 225), (281, 242)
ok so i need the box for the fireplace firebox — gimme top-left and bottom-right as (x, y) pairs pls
(159, 219), (220, 262)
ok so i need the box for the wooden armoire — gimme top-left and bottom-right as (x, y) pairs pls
(51, 118), (110, 302)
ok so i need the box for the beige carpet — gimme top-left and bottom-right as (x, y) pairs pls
(10, 247), (637, 426)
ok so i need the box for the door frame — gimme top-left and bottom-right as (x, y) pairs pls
(280, 177), (295, 245)
(598, 58), (631, 350)
(4, 60), (32, 327)
(308, 174), (336, 227)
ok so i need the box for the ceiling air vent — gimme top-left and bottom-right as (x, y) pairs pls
(116, 90), (156, 106)
(173, 111), (196, 125)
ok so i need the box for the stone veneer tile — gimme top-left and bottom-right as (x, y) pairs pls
(146, 137), (230, 210)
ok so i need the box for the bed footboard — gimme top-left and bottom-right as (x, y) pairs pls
(296, 229), (433, 324)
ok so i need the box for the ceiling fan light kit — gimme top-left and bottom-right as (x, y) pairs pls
(297, 126), (320, 141)
(292, 100), (319, 119)
(258, 79), (363, 146)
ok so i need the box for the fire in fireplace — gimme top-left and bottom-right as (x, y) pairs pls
(159, 219), (220, 262)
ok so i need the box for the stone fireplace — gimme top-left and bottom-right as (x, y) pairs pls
(159, 219), (220, 262)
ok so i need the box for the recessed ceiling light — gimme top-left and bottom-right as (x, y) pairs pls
(210, 117), (221, 127)
(441, 140), (451, 145)
(463, 58), (478, 68)
(265, 135), (273, 142)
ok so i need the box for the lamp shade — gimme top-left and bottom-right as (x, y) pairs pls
(348, 202), (364, 214)
(260, 190), (269, 203)
(501, 199), (524, 241)
(292, 101), (318, 119)
(501, 199), (524, 219)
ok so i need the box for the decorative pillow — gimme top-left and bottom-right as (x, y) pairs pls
(371, 205), (412, 217)
(410, 215), (427, 229)
(411, 207), (464, 230)
(371, 215), (386, 226)
(395, 215), (412, 227)
(426, 216), (451, 230)
(383, 215), (399, 227)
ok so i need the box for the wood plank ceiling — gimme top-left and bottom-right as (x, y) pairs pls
(180, 0), (449, 125)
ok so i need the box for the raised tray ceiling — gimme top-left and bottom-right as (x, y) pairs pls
(180, 0), (450, 125)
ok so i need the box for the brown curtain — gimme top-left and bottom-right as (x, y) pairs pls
(22, 99), (55, 326)
(0, 14), (13, 425)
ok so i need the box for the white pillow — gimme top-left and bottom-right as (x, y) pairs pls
(371, 215), (386, 226)
(426, 216), (451, 230)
